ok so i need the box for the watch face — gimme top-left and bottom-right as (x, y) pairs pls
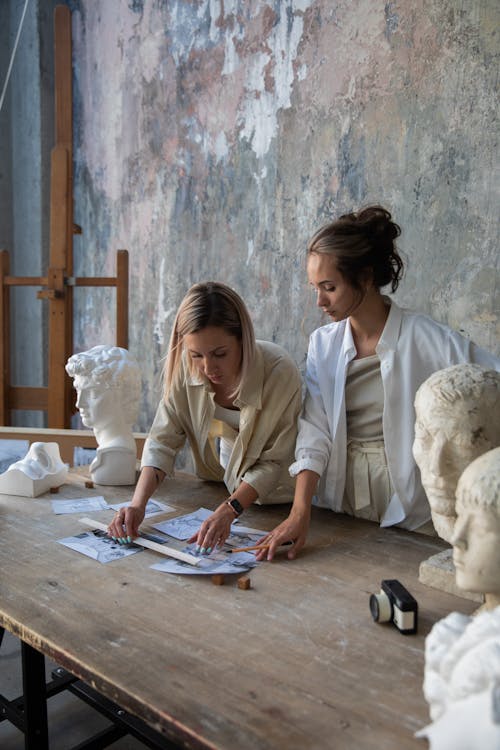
(230, 499), (243, 515)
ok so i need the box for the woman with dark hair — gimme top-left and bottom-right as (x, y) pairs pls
(108, 281), (302, 553)
(258, 206), (499, 561)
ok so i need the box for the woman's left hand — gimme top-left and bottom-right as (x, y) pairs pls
(188, 502), (235, 554)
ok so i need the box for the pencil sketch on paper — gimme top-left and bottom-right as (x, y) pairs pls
(109, 499), (174, 517)
(152, 508), (213, 539)
(224, 530), (262, 548)
(150, 547), (258, 576)
(51, 496), (109, 514)
(57, 530), (143, 563)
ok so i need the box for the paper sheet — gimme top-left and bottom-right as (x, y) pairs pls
(151, 545), (257, 575)
(109, 499), (175, 517)
(52, 496), (109, 514)
(152, 507), (213, 539)
(58, 530), (143, 563)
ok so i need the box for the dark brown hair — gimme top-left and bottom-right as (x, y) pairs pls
(307, 205), (404, 292)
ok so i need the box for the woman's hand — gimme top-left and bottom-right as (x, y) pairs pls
(255, 509), (311, 562)
(107, 505), (145, 543)
(188, 503), (235, 554)
(107, 466), (165, 543)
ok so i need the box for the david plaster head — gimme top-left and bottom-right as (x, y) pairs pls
(65, 346), (141, 447)
(452, 447), (500, 611)
(413, 364), (500, 542)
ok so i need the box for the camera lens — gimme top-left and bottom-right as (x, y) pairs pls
(369, 592), (392, 623)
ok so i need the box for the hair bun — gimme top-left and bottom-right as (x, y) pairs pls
(358, 206), (401, 241)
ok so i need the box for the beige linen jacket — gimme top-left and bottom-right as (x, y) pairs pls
(141, 341), (302, 503)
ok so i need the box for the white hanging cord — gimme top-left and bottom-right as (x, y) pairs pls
(0, 0), (31, 114)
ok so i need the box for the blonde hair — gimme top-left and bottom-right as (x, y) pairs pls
(163, 282), (256, 399)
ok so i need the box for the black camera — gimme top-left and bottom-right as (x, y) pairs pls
(369, 579), (418, 635)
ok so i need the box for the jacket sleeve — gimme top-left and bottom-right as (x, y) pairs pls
(140, 387), (187, 476)
(289, 333), (333, 478)
(240, 359), (302, 499)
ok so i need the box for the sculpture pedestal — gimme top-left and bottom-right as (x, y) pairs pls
(90, 447), (138, 486)
(0, 466), (67, 497)
(419, 549), (483, 603)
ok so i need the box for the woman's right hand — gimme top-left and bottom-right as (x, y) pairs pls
(255, 510), (311, 562)
(107, 505), (145, 543)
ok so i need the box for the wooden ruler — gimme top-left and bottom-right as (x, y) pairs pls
(78, 517), (200, 567)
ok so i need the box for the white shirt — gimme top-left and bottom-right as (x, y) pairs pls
(290, 300), (500, 530)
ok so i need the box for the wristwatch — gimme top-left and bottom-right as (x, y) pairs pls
(226, 498), (244, 517)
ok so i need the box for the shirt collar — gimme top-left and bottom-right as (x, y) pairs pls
(376, 297), (402, 354)
(234, 344), (264, 409)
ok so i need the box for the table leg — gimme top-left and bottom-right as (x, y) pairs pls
(21, 641), (49, 750)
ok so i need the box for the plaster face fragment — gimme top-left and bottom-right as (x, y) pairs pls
(413, 365), (500, 543)
(0, 442), (68, 497)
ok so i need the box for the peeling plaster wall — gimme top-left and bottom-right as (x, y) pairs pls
(68, 0), (499, 431)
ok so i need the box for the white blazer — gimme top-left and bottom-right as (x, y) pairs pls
(290, 300), (500, 530)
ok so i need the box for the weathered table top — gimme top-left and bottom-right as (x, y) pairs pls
(0, 471), (475, 749)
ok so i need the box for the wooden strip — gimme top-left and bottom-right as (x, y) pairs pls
(116, 250), (129, 349)
(48, 145), (69, 428)
(0, 427), (147, 465)
(49, 147), (69, 269)
(4, 276), (48, 286)
(78, 517), (200, 567)
(8, 387), (48, 411)
(54, 6), (72, 148)
(72, 277), (118, 287)
(0, 251), (10, 424)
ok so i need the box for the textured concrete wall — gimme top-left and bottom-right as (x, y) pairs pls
(68, 0), (499, 431)
(0, 0), (56, 426)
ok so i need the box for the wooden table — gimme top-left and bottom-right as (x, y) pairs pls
(0, 471), (476, 749)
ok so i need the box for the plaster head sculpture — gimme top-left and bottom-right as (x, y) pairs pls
(0, 442), (68, 497)
(66, 346), (141, 485)
(452, 447), (500, 613)
(413, 364), (500, 542)
(417, 607), (500, 750)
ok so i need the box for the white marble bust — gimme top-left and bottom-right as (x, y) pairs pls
(66, 346), (141, 485)
(452, 447), (500, 613)
(413, 364), (500, 543)
(0, 442), (68, 497)
(417, 607), (500, 750)
(417, 448), (500, 749)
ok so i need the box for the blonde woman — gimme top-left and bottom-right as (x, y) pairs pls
(108, 282), (302, 553)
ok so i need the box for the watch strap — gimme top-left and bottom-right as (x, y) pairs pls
(226, 498), (244, 517)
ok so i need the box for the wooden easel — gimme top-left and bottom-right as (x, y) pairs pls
(0, 6), (129, 428)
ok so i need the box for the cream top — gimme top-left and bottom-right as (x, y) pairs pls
(345, 355), (384, 441)
(214, 403), (240, 431)
(213, 404), (239, 470)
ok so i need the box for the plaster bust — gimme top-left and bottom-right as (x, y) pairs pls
(66, 346), (141, 485)
(0, 442), (68, 497)
(417, 607), (500, 750)
(452, 447), (500, 613)
(417, 448), (500, 749)
(413, 364), (500, 542)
